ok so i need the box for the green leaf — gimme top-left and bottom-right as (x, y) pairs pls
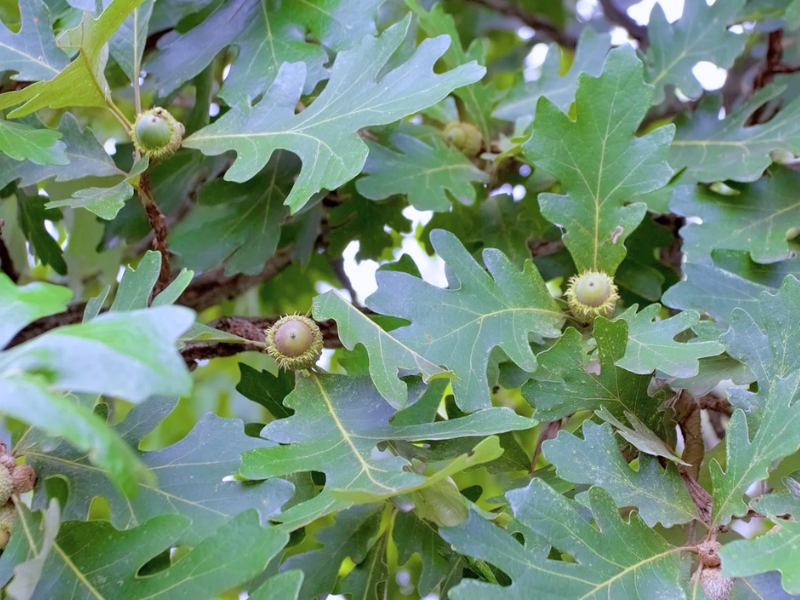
(543, 421), (697, 527)
(282, 504), (383, 600)
(0, 0), (146, 117)
(338, 526), (390, 600)
(394, 510), (460, 596)
(182, 15), (485, 213)
(313, 291), (448, 410)
(356, 131), (489, 212)
(670, 85), (800, 183)
(710, 277), (800, 526)
(0, 274), (72, 348)
(713, 249), (800, 289)
(109, 0), (153, 81)
(239, 373), (535, 528)
(363, 229), (563, 411)
(19, 395), (295, 544)
(9, 510), (288, 600)
(644, 0), (747, 104)
(441, 481), (687, 599)
(407, 0), (494, 140)
(494, 27), (611, 122)
(522, 321), (663, 433)
(596, 406), (689, 466)
(15, 192), (66, 275)
(250, 570), (304, 600)
(0, 500), (60, 599)
(0, 0), (68, 82)
(145, 0), (261, 96)
(171, 151), (295, 275)
(46, 155), (148, 220)
(219, 0), (385, 104)
(0, 113), (123, 191)
(720, 519), (800, 595)
(671, 169), (800, 264)
(523, 46), (674, 274)
(663, 263), (772, 328)
(236, 364), (295, 420)
(2, 306), (194, 402)
(0, 119), (66, 165)
(614, 304), (724, 378)
(0, 376), (147, 495)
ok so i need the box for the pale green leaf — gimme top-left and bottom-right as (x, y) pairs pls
(0, 274), (72, 348)
(0, 119), (66, 165)
(523, 46), (674, 274)
(364, 229), (564, 411)
(0, 0), (146, 117)
(0, 0), (68, 82)
(494, 27), (611, 122)
(644, 0), (747, 104)
(615, 304), (724, 378)
(356, 131), (489, 211)
(239, 374), (536, 528)
(544, 421), (697, 527)
(671, 168), (800, 264)
(182, 15), (485, 213)
(441, 481), (688, 599)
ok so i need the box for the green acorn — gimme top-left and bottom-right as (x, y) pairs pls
(443, 121), (483, 157)
(411, 478), (468, 527)
(0, 466), (12, 506)
(133, 107), (184, 158)
(265, 314), (323, 371)
(0, 502), (14, 549)
(565, 270), (619, 324)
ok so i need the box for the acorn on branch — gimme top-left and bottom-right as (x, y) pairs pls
(265, 314), (324, 371)
(565, 269), (619, 324)
(133, 107), (184, 158)
(443, 121), (483, 157)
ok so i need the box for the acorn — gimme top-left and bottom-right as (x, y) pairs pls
(700, 568), (733, 600)
(133, 107), (184, 158)
(265, 314), (323, 371)
(565, 270), (619, 324)
(0, 467), (12, 506)
(443, 121), (483, 157)
(0, 502), (14, 549)
(11, 465), (35, 495)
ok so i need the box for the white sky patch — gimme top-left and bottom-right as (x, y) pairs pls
(517, 26), (535, 40)
(576, 0), (598, 20)
(628, 0), (684, 25)
(103, 138), (117, 155)
(209, 102), (220, 117)
(692, 61), (727, 91)
(222, 64), (231, 81)
(524, 42), (550, 82)
(342, 241), (379, 302)
(609, 26), (633, 46)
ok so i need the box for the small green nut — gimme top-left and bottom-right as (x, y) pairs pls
(786, 226), (800, 241)
(411, 478), (468, 527)
(565, 270), (619, 324)
(443, 121), (483, 157)
(0, 502), (14, 548)
(133, 107), (184, 158)
(0, 467), (12, 506)
(266, 314), (323, 371)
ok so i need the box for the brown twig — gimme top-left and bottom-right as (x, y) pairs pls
(466, 0), (576, 48)
(598, 0), (648, 49)
(0, 219), (19, 283)
(672, 390), (704, 480)
(330, 256), (362, 308)
(137, 172), (171, 298)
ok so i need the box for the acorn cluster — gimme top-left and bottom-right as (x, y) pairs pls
(265, 314), (324, 371)
(0, 443), (36, 549)
(132, 107), (184, 158)
(565, 269), (619, 324)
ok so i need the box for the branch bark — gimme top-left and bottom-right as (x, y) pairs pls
(137, 172), (171, 297)
(466, 0), (576, 48)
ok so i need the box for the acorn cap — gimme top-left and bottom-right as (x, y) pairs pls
(133, 107), (184, 158)
(0, 502), (15, 539)
(265, 314), (323, 371)
(565, 270), (619, 324)
(11, 465), (35, 494)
